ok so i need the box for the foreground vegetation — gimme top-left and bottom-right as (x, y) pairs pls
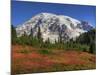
(12, 25), (96, 54)
(12, 45), (96, 74)
(11, 25), (96, 74)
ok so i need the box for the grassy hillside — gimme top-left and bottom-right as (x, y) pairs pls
(12, 45), (96, 74)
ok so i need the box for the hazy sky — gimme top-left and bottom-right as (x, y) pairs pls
(11, 1), (96, 27)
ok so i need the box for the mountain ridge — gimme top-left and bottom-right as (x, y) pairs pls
(16, 12), (93, 43)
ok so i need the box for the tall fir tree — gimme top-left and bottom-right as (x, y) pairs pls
(37, 26), (43, 43)
(11, 25), (17, 44)
(11, 25), (16, 38)
(29, 28), (33, 37)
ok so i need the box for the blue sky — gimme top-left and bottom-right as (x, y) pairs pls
(11, 1), (96, 27)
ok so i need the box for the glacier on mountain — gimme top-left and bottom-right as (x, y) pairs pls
(16, 12), (93, 43)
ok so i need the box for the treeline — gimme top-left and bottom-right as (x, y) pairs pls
(76, 29), (96, 54)
(12, 25), (96, 54)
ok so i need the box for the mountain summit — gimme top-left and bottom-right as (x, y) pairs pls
(16, 12), (93, 43)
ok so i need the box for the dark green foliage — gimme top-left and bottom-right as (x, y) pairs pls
(89, 41), (96, 54)
(58, 32), (63, 43)
(79, 45), (89, 52)
(11, 25), (16, 38)
(45, 38), (50, 44)
(12, 25), (96, 54)
(76, 29), (96, 54)
(76, 29), (95, 45)
(12, 35), (91, 53)
(37, 26), (43, 42)
(38, 49), (51, 54)
(29, 28), (33, 37)
(11, 25), (17, 44)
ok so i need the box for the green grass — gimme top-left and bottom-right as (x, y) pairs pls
(38, 49), (52, 55)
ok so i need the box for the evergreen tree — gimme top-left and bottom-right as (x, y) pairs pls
(37, 26), (42, 41)
(11, 25), (17, 44)
(29, 28), (33, 37)
(11, 25), (16, 38)
(36, 25), (43, 48)
(58, 29), (63, 43)
(76, 29), (96, 53)
(76, 29), (96, 45)
(23, 31), (27, 37)
(45, 38), (50, 44)
(89, 40), (96, 54)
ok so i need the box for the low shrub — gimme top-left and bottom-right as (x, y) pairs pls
(38, 49), (52, 54)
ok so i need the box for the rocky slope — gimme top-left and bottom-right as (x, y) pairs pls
(16, 13), (93, 43)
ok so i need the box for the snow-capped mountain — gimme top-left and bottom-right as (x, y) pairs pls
(16, 12), (93, 43)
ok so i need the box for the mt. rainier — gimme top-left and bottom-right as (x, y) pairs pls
(16, 12), (93, 43)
